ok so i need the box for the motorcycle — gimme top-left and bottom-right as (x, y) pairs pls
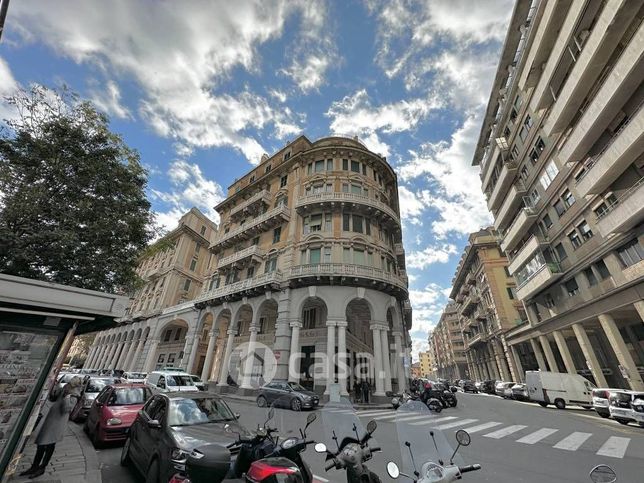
(315, 397), (382, 483)
(391, 390), (417, 409)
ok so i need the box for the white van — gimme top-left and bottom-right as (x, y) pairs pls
(525, 370), (594, 409)
(145, 370), (199, 393)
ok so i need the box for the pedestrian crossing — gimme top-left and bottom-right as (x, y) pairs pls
(322, 408), (636, 459)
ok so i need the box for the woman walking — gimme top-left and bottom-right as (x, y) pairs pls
(20, 376), (82, 479)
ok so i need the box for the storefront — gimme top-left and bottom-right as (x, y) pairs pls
(0, 274), (127, 480)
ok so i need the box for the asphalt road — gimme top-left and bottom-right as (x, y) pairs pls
(88, 391), (644, 483)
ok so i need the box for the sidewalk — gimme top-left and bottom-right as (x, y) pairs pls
(10, 423), (102, 483)
(220, 392), (391, 410)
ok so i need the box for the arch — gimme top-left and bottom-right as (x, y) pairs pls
(255, 298), (279, 333)
(233, 304), (253, 336)
(299, 296), (328, 330)
(134, 327), (143, 340)
(345, 298), (373, 338)
(341, 292), (376, 319)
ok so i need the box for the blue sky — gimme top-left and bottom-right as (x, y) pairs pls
(1, 0), (514, 357)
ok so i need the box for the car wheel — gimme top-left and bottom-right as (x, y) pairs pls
(120, 437), (132, 467)
(554, 399), (566, 410)
(538, 402), (548, 408)
(599, 413), (610, 419)
(91, 425), (102, 449)
(581, 405), (592, 410)
(615, 418), (629, 425)
(145, 458), (160, 483)
(257, 395), (267, 407)
(291, 398), (302, 411)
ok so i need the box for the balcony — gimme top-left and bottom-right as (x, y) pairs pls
(516, 262), (563, 301)
(487, 162), (518, 211)
(229, 189), (271, 219)
(508, 235), (548, 275)
(287, 263), (408, 292)
(596, 177), (644, 237)
(460, 292), (480, 315)
(295, 192), (400, 225)
(196, 270), (283, 304)
(467, 332), (483, 348)
(466, 272), (476, 285)
(576, 102), (644, 197)
(500, 206), (537, 253)
(217, 245), (265, 270)
(212, 206), (290, 250)
(494, 183), (527, 231)
(474, 306), (488, 320)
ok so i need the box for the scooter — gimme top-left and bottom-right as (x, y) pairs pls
(315, 419), (382, 483)
(392, 391), (416, 409)
(385, 429), (481, 482)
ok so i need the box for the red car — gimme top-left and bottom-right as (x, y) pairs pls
(84, 383), (152, 446)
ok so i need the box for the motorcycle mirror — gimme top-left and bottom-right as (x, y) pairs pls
(306, 413), (316, 425)
(589, 465), (617, 483)
(366, 420), (377, 434)
(267, 407), (275, 420)
(387, 462), (400, 479)
(456, 429), (471, 446)
(314, 442), (327, 453)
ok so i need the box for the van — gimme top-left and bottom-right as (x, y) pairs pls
(145, 370), (199, 393)
(525, 371), (595, 409)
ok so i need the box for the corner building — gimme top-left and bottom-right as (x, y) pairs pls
(131, 135), (412, 398)
(472, 1), (644, 389)
(430, 303), (468, 380)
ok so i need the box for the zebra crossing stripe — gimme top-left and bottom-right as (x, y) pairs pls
(356, 410), (393, 417)
(409, 416), (457, 426)
(483, 425), (527, 439)
(553, 432), (592, 451)
(596, 436), (630, 459)
(435, 419), (478, 430)
(462, 422), (502, 434)
(516, 428), (558, 444)
(393, 414), (435, 423)
(373, 412), (405, 420)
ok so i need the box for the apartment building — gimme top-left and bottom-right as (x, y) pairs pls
(419, 350), (435, 378)
(472, 0), (644, 389)
(449, 228), (526, 382)
(85, 208), (217, 373)
(431, 303), (468, 380)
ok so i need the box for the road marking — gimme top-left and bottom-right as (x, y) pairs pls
(553, 432), (592, 451)
(356, 410), (393, 417)
(596, 436), (630, 459)
(516, 428), (558, 444)
(409, 416), (457, 426)
(373, 412), (404, 420)
(394, 414), (435, 423)
(435, 419), (478, 430)
(483, 425), (527, 439)
(313, 475), (329, 482)
(462, 422), (502, 434)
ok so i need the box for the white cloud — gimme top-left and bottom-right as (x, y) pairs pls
(397, 185), (432, 225)
(407, 283), (450, 356)
(407, 244), (458, 269)
(151, 160), (225, 231)
(283, 53), (331, 93)
(0, 57), (18, 95)
(89, 80), (131, 119)
(268, 89), (287, 103)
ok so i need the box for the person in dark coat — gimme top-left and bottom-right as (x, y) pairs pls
(361, 380), (370, 403)
(20, 377), (82, 478)
(353, 381), (361, 403)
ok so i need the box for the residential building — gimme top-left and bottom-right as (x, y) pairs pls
(471, 0), (644, 389)
(410, 362), (421, 379)
(87, 135), (413, 398)
(431, 303), (468, 380)
(449, 228), (526, 383)
(419, 350), (434, 378)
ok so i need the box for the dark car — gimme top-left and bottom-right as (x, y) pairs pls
(480, 380), (496, 394)
(256, 381), (319, 411)
(459, 380), (478, 393)
(121, 392), (249, 483)
(70, 377), (119, 422)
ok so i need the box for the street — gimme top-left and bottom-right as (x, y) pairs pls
(89, 391), (643, 483)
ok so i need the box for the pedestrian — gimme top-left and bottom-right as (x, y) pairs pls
(361, 379), (370, 404)
(20, 376), (82, 479)
(353, 381), (361, 403)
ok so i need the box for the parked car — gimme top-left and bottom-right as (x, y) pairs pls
(84, 383), (152, 446)
(70, 377), (119, 422)
(526, 370), (594, 409)
(592, 388), (614, 418)
(608, 390), (644, 427)
(459, 380), (478, 393)
(146, 370), (199, 393)
(511, 383), (529, 401)
(121, 392), (249, 483)
(474, 381), (483, 390)
(189, 375), (205, 391)
(122, 372), (147, 384)
(480, 380), (496, 394)
(495, 381), (514, 397)
(57, 372), (77, 387)
(256, 380), (319, 411)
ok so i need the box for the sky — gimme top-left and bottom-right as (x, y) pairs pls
(1, 0), (514, 359)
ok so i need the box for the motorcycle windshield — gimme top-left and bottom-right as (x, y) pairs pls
(320, 396), (371, 452)
(392, 400), (463, 478)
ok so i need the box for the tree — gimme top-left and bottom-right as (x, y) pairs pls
(0, 86), (156, 293)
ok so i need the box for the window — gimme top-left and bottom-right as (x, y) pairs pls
(324, 213), (332, 231)
(504, 266), (511, 277)
(163, 330), (172, 342)
(252, 236), (260, 245)
(568, 230), (582, 249)
(343, 248), (351, 263)
(327, 159), (333, 171)
(511, 145), (520, 160)
(200, 225), (207, 236)
(539, 161), (559, 190)
(524, 114), (532, 129)
(506, 287), (515, 300)
(174, 328), (182, 341)
(617, 239), (644, 267)
(314, 160), (325, 172)
(529, 189), (540, 206)
(264, 257), (277, 273)
(518, 126), (529, 142)
(342, 213), (350, 231)
(265, 164), (272, 174)
(250, 174), (256, 184)
(323, 246), (332, 263)
(544, 293), (555, 308)
(353, 249), (365, 265)
(258, 317), (267, 334)
(577, 220), (593, 241)
(303, 308), (316, 329)
(247, 265), (255, 278)
(352, 215), (363, 233)
(564, 278), (579, 297)
(519, 166), (529, 182)
(189, 259), (197, 271)
(307, 163), (312, 175)
(529, 137), (545, 165)
(195, 243), (201, 255)
(183, 279), (191, 291)
(351, 160), (360, 173)
(280, 175), (288, 188)
(309, 248), (321, 264)
(284, 151), (291, 161)
(562, 189), (575, 208)
(554, 242), (567, 261)
(595, 259), (611, 279)
(583, 267), (597, 286)
(273, 227), (281, 243)
(365, 220), (371, 236)
(553, 199), (566, 217)
(362, 164), (367, 175)
(542, 214), (553, 229)
(342, 159), (348, 170)
(303, 213), (323, 233)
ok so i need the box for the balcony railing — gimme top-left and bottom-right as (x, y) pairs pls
(213, 206), (290, 248)
(508, 234), (548, 275)
(288, 263), (408, 291)
(197, 270), (283, 303)
(229, 189), (271, 218)
(500, 206), (536, 253)
(494, 182), (527, 230)
(295, 192), (400, 223)
(595, 177), (644, 237)
(515, 261), (562, 301)
(217, 245), (265, 269)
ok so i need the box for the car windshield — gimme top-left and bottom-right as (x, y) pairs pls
(109, 387), (151, 405)
(59, 374), (75, 383)
(168, 397), (235, 426)
(166, 375), (194, 387)
(127, 373), (146, 379)
(86, 378), (115, 393)
(191, 376), (202, 383)
(287, 382), (306, 391)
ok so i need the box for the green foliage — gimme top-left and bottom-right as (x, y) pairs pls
(0, 85), (157, 293)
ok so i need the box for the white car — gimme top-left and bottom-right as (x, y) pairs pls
(145, 370), (199, 393)
(609, 390), (644, 427)
(189, 375), (206, 391)
(122, 371), (147, 384)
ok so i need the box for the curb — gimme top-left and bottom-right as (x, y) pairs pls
(68, 422), (102, 483)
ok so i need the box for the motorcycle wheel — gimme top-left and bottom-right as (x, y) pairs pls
(428, 400), (442, 413)
(449, 400), (457, 408)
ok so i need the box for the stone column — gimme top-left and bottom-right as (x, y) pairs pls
(288, 321), (302, 382)
(106, 342), (121, 369)
(100, 344), (113, 369)
(116, 340), (132, 369)
(218, 329), (236, 386)
(572, 323), (608, 387)
(371, 326), (385, 396)
(529, 338), (547, 371)
(633, 300), (644, 324)
(324, 321), (336, 394)
(201, 328), (219, 381)
(143, 338), (160, 373)
(539, 335), (558, 372)
(122, 339), (138, 372)
(240, 325), (259, 389)
(129, 337), (147, 372)
(85, 346), (98, 368)
(182, 311), (202, 373)
(393, 333), (407, 391)
(493, 341), (511, 380)
(273, 289), (293, 382)
(349, 352), (355, 391)
(552, 330), (576, 374)
(599, 313), (644, 390)
(95, 344), (107, 369)
(337, 321), (349, 396)
(510, 346), (524, 382)
(380, 330), (392, 393)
